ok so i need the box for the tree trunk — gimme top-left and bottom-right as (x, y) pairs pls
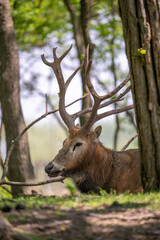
(63, 0), (93, 125)
(118, 0), (160, 190)
(0, 0), (37, 196)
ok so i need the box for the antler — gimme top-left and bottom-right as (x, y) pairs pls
(80, 45), (132, 132)
(41, 45), (133, 132)
(41, 45), (83, 129)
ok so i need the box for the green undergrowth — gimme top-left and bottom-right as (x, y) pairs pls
(0, 191), (160, 211)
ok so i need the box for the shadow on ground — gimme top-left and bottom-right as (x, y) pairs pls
(1, 201), (160, 240)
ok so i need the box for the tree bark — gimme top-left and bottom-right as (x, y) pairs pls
(0, 0), (37, 196)
(118, 0), (160, 190)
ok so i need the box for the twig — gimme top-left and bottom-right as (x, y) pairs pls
(1, 94), (89, 180)
(0, 176), (65, 187)
(126, 110), (137, 130)
(121, 133), (138, 151)
(0, 185), (12, 194)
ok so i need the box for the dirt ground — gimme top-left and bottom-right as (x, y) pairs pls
(1, 202), (160, 240)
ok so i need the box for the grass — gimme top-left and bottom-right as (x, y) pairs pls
(23, 234), (47, 240)
(0, 191), (160, 211)
(5, 214), (27, 222)
(0, 190), (160, 240)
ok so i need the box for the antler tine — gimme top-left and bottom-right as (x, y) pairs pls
(52, 45), (73, 63)
(59, 45), (73, 62)
(82, 45), (102, 132)
(41, 54), (53, 67)
(83, 77), (131, 132)
(73, 84), (131, 121)
(96, 104), (134, 121)
(66, 61), (84, 89)
(99, 83), (131, 109)
(85, 46), (130, 101)
(42, 45), (132, 132)
(82, 45), (131, 132)
(41, 45), (76, 129)
(85, 45), (100, 99)
(100, 76), (130, 100)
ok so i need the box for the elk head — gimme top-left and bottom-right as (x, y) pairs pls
(45, 125), (102, 178)
(42, 45), (133, 179)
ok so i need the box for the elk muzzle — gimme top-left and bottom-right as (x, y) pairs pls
(45, 161), (64, 178)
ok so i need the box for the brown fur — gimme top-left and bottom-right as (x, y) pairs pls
(45, 126), (143, 194)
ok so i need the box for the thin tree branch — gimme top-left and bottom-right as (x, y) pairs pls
(0, 176), (65, 187)
(126, 110), (137, 130)
(121, 133), (138, 151)
(0, 185), (12, 194)
(1, 94), (89, 181)
(54, 112), (68, 135)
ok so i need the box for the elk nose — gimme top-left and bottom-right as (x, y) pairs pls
(45, 163), (53, 173)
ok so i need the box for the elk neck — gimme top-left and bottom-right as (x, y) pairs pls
(71, 140), (115, 193)
(88, 141), (115, 187)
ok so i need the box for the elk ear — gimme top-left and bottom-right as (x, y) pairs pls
(90, 125), (102, 141)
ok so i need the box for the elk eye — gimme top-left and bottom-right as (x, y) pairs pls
(73, 142), (83, 151)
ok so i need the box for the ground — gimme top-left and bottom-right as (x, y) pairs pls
(0, 193), (160, 240)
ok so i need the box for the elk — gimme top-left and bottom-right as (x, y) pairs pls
(42, 45), (143, 194)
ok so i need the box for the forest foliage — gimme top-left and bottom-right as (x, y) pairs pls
(9, 0), (133, 150)
(10, 0), (122, 50)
